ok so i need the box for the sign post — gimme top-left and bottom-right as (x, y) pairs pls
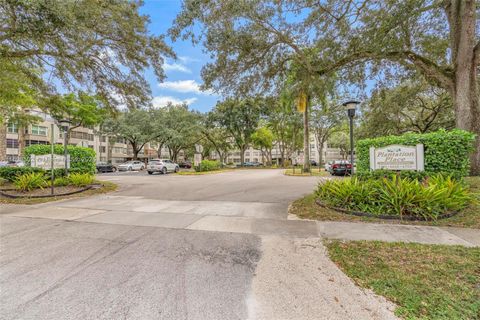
(50, 124), (55, 195)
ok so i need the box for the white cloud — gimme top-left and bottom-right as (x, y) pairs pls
(163, 61), (191, 73)
(152, 96), (197, 108)
(158, 80), (213, 95)
(178, 56), (200, 63)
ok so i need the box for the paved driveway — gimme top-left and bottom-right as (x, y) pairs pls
(0, 170), (397, 320)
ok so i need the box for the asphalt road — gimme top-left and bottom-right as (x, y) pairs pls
(0, 169), (397, 320)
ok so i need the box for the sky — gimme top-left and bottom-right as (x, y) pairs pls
(139, 1), (374, 113)
(140, 0), (219, 113)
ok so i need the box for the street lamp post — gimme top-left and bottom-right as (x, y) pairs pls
(57, 119), (71, 175)
(342, 101), (360, 175)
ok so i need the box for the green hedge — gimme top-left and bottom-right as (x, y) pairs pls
(0, 167), (44, 182)
(356, 129), (475, 177)
(195, 160), (220, 172)
(23, 145), (96, 174)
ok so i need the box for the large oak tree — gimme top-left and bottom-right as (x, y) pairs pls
(171, 0), (480, 175)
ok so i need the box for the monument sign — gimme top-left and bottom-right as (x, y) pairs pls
(369, 144), (424, 171)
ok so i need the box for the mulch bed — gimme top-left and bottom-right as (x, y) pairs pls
(0, 185), (93, 198)
(315, 198), (458, 221)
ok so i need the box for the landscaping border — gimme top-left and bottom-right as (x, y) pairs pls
(315, 198), (458, 221)
(0, 185), (94, 199)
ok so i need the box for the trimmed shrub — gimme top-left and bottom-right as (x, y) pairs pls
(0, 167), (45, 182)
(68, 173), (94, 187)
(195, 160), (220, 172)
(23, 145), (96, 174)
(355, 169), (430, 181)
(356, 129), (476, 177)
(52, 177), (70, 187)
(14, 172), (48, 191)
(316, 174), (473, 220)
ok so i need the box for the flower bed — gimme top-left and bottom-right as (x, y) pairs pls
(315, 174), (474, 221)
(0, 185), (93, 198)
(0, 172), (96, 199)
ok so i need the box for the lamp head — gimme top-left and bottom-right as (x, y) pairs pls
(57, 119), (72, 130)
(342, 100), (360, 118)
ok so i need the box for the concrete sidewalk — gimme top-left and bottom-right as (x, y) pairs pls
(316, 221), (479, 247)
(3, 202), (479, 247)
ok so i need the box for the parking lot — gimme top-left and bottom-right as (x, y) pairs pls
(1, 169), (397, 320)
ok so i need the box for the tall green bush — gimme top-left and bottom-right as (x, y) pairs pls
(195, 160), (220, 172)
(23, 145), (96, 174)
(356, 129), (475, 177)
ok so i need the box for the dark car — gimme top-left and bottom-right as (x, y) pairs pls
(310, 160), (318, 166)
(242, 161), (262, 167)
(96, 162), (117, 173)
(329, 160), (352, 176)
(179, 161), (192, 169)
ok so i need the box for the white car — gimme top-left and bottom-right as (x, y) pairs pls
(117, 160), (145, 171)
(147, 159), (179, 175)
(324, 161), (333, 172)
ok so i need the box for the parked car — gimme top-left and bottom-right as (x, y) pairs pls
(96, 162), (117, 173)
(324, 161), (333, 172)
(117, 160), (145, 171)
(310, 160), (318, 166)
(328, 160), (352, 176)
(4, 160), (25, 167)
(147, 159), (179, 174)
(179, 161), (192, 169)
(242, 161), (263, 167)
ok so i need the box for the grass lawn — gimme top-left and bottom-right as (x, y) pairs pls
(326, 240), (480, 319)
(284, 167), (330, 177)
(0, 180), (117, 205)
(290, 176), (480, 228)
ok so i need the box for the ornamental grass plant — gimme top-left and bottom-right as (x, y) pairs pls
(316, 174), (474, 220)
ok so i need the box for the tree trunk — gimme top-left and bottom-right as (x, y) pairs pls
(107, 136), (115, 163)
(157, 142), (164, 158)
(318, 141), (324, 167)
(303, 98), (310, 172)
(17, 125), (25, 159)
(449, 0), (480, 175)
(240, 145), (246, 166)
(0, 123), (6, 161)
(131, 141), (138, 160)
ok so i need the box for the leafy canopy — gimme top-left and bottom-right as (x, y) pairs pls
(1, 0), (173, 108)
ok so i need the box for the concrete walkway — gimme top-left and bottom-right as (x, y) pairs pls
(316, 221), (479, 247)
(3, 197), (478, 247)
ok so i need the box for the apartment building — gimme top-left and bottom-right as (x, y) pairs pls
(5, 109), (131, 164)
(211, 135), (338, 165)
(5, 109), (342, 166)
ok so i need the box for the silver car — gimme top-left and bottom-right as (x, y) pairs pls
(147, 159), (179, 175)
(117, 160), (145, 171)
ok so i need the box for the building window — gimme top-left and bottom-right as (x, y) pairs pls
(100, 136), (107, 142)
(31, 125), (47, 136)
(7, 123), (18, 133)
(69, 131), (94, 141)
(245, 152), (250, 157)
(99, 146), (106, 153)
(26, 140), (49, 146)
(6, 139), (19, 148)
(113, 147), (126, 154)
